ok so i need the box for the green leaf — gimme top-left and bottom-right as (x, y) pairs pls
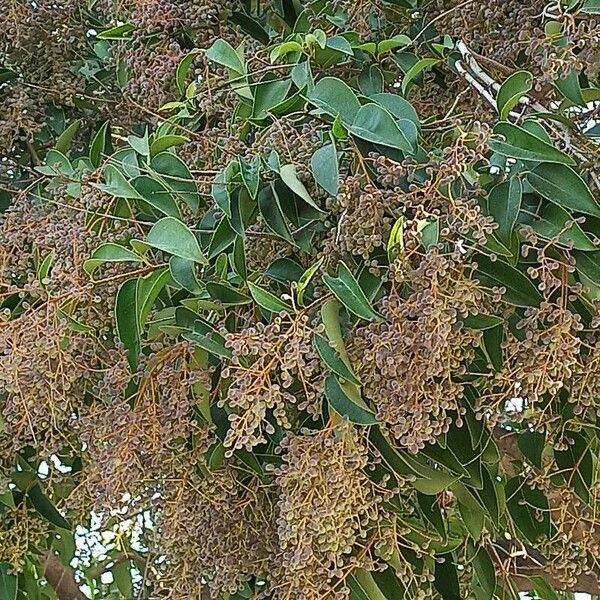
(531, 202), (597, 251)
(401, 58), (439, 95)
(252, 76), (292, 119)
(518, 430), (546, 469)
(247, 281), (294, 314)
(307, 76), (361, 125)
(472, 546), (496, 600)
(176, 50), (200, 95)
(314, 334), (360, 385)
(113, 559), (133, 598)
(149, 134), (187, 157)
(526, 163), (600, 217)
(349, 104), (417, 153)
(150, 152), (199, 212)
(574, 250), (600, 285)
(506, 476), (551, 543)
(136, 268), (171, 329)
(185, 331), (232, 359)
(370, 93), (420, 128)
(127, 129), (149, 157)
(310, 143), (339, 196)
(279, 164), (323, 212)
(99, 164), (142, 199)
(461, 314), (504, 330)
(257, 184), (294, 243)
(348, 570), (388, 600)
(205, 39), (245, 74)
(0, 563), (17, 600)
(555, 69), (585, 106)
(433, 554), (460, 600)
(84, 243), (143, 276)
(27, 483), (71, 530)
(132, 176), (181, 218)
(490, 122), (575, 165)
(90, 121), (110, 168)
(378, 34), (411, 55)
(528, 576), (561, 600)
(36, 149), (73, 176)
(116, 278), (140, 369)
(475, 255), (542, 307)
(146, 217), (207, 264)
(324, 374), (377, 425)
(239, 155), (261, 199)
(496, 71), (533, 119)
(323, 262), (383, 321)
(97, 22), (134, 39)
(555, 431), (593, 503)
(206, 282), (251, 306)
(169, 256), (201, 293)
(417, 492), (447, 541)
(487, 177), (522, 246)
(55, 119), (81, 155)
(296, 257), (323, 306)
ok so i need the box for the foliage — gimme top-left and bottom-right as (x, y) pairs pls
(2, 0), (600, 599)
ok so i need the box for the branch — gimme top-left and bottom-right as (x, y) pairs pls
(42, 551), (87, 600)
(492, 539), (600, 595)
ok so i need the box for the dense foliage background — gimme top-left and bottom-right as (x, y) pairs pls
(2, 0), (600, 598)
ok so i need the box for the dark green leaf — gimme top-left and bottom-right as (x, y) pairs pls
(475, 255), (542, 307)
(324, 374), (378, 425)
(84, 243), (142, 276)
(150, 152), (199, 212)
(434, 554), (460, 600)
(496, 71), (533, 120)
(506, 476), (551, 543)
(323, 262), (383, 321)
(239, 155), (261, 199)
(518, 430), (546, 469)
(132, 175), (180, 218)
(307, 77), (361, 125)
(0, 563), (17, 600)
(206, 282), (251, 306)
(314, 334), (360, 384)
(555, 431), (593, 503)
(205, 39), (245, 73)
(527, 163), (600, 217)
(472, 546), (496, 600)
(487, 177), (522, 245)
(248, 281), (294, 314)
(258, 184), (294, 243)
(279, 164), (324, 212)
(490, 122), (575, 165)
(531, 202), (597, 251)
(116, 278), (140, 370)
(349, 104), (417, 153)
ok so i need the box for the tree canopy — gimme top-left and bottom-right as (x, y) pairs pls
(2, 0), (600, 598)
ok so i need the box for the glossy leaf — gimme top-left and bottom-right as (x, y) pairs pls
(487, 177), (522, 246)
(496, 71), (533, 119)
(146, 217), (208, 264)
(527, 163), (600, 217)
(324, 374), (378, 425)
(247, 281), (294, 314)
(490, 122), (575, 165)
(349, 104), (417, 153)
(314, 334), (360, 385)
(475, 255), (542, 307)
(323, 262), (383, 321)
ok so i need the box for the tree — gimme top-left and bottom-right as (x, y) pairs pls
(1, 0), (600, 598)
